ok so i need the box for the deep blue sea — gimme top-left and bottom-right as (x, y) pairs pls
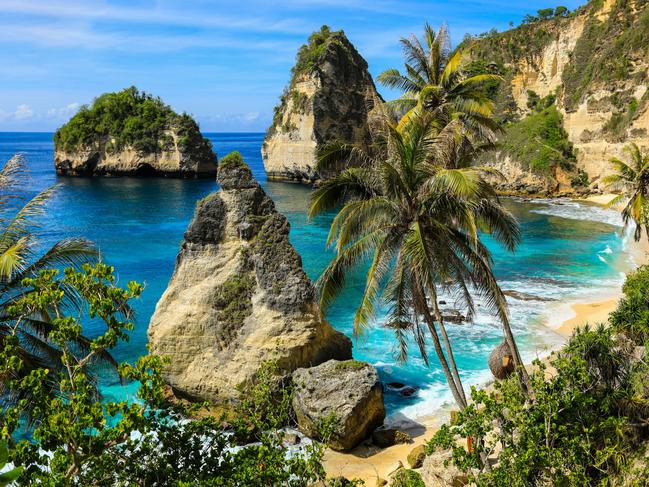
(0, 132), (636, 422)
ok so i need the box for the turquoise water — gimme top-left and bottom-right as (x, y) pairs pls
(0, 132), (635, 421)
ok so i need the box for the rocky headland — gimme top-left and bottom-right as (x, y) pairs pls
(463, 0), (649, 195)
(148, 152), (354, 405)
(54, 87), (217, 177)
(262, 26), (380, 183)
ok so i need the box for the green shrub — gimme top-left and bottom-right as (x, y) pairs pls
(500, 103), (576, 173)
(610, 265), (649, 343)
(428, 325), (649, 486)
(391, 469), (425, 487)
(0, 265), (336, 486)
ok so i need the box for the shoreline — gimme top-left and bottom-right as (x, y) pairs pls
(325, 194), (649, 483)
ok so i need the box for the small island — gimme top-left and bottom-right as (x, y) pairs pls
(53, 87), (217, 178)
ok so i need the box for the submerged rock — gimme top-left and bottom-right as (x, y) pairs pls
(54, 87), (216, 178)
(292, 359), (385, 451)
(147, 152), (351, 404)
(262, 26), (380, 183)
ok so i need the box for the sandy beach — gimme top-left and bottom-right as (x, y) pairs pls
(325, 194), (649, 483)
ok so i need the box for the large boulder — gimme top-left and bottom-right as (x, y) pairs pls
(420, 449), (473, 487)
(54, 87), (216, 178)
(262, 26), (380, 183)
(147, 152), (352, 404)
(292, 359), (385, 451)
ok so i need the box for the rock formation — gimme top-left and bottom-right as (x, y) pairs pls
(262, 26), (380, 183)
(465, 0), (649, 192)
(292, 359), (385, 451)
(147, 152), (352, 404)
(54, 87), (217, 177)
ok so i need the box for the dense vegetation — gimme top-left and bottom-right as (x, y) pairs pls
(500, 93), (576, 174)
(428, 265), (649, 485)
(0, 263), (343, 485)
(54, 86), (211, 155)
(562, 0), (649, 112)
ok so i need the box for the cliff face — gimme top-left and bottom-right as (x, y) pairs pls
(262, 27), (380, 183)
(147, 152), (352, 404)
(54, 87), (217, 178)
(55, 127), (216, 178)
(466, 0), (649, 190)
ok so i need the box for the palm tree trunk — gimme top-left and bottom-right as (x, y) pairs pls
(428, 286), (467, 406)
(414, 282), (467, 410)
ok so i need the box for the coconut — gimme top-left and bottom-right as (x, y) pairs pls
(488, 340), (515, 380)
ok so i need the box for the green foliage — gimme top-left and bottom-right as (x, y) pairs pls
(213, 272), (255, 341)
(610, 265), (649, 343)
(570, 168), (589, 188)
(53, 86), (212, 155)
(291, 90), (310, 114)
(0, 264), (335, 486)
(428, 325), (649, 486)
(390, 468), (425, 487)
(218, 150), (245, 171)
(0, 442), (22, 486)
(562, 2), (649, 111)
(292, 25), (339, 77)
(500, 103), (576, 173)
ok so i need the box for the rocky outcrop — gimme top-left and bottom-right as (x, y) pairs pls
(262, 26), (380, 183)
(465, 0), (649, 190)
(420, 449), (473, 487)
(147, 152), (352, 404)
(292, 359), (385, 451)
(54, 87), (216, 177)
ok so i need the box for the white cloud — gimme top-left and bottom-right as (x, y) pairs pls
(14, 104), (34, 120)
(46, 102), (80, 118)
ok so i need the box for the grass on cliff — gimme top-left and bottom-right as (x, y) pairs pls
(500, 98), (576, 174)
(562, 0), (649, 111)
(54, 86), (208, 154)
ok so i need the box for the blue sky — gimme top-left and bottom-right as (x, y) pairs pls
(0, 0), (583, 133)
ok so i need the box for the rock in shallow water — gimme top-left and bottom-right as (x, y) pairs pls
(292, 359), (386, 451)
(147, 152), (352, 405)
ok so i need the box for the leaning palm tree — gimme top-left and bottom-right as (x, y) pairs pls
(0, 154), (103, 398)
(603, 143), (649, 242)
(377, 23), (501, 143)
(309, 112), (528, 410)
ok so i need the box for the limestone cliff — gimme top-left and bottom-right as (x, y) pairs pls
(54, 87), (216, 178)
(464, 0), (649, 191)
(147, 152), (352, 404)
(262, 26), (380, 183)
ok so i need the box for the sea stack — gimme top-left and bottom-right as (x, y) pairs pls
(147, 152), (352, 405)
(262, 26), (380, 183)
(54, 87), (217, 177)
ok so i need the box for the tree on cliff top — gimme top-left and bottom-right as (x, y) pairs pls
(54, 86), (210, 155)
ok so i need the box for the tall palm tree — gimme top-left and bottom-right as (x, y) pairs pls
(603, 143), (649, 242)
(309, 112), (528, 410)
(0, 154), (104, 397)
(377, 23), (501, 143)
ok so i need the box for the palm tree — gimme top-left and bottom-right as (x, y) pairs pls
(377, 23), (501, 143)
(0, 154), (104, 397)
(603, 143), (649, 242)
(309, 112), (528, 410)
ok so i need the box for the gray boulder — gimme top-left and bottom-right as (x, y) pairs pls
(292, 359), (386, 451)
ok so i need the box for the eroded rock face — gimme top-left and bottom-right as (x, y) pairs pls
(292, 359), (386, 451)
(55, 127), (216, 178)
(147, 153), (352, 404)
(262, 28), (380, 183)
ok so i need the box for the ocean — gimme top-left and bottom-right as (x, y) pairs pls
(0, 132), (635, 422)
